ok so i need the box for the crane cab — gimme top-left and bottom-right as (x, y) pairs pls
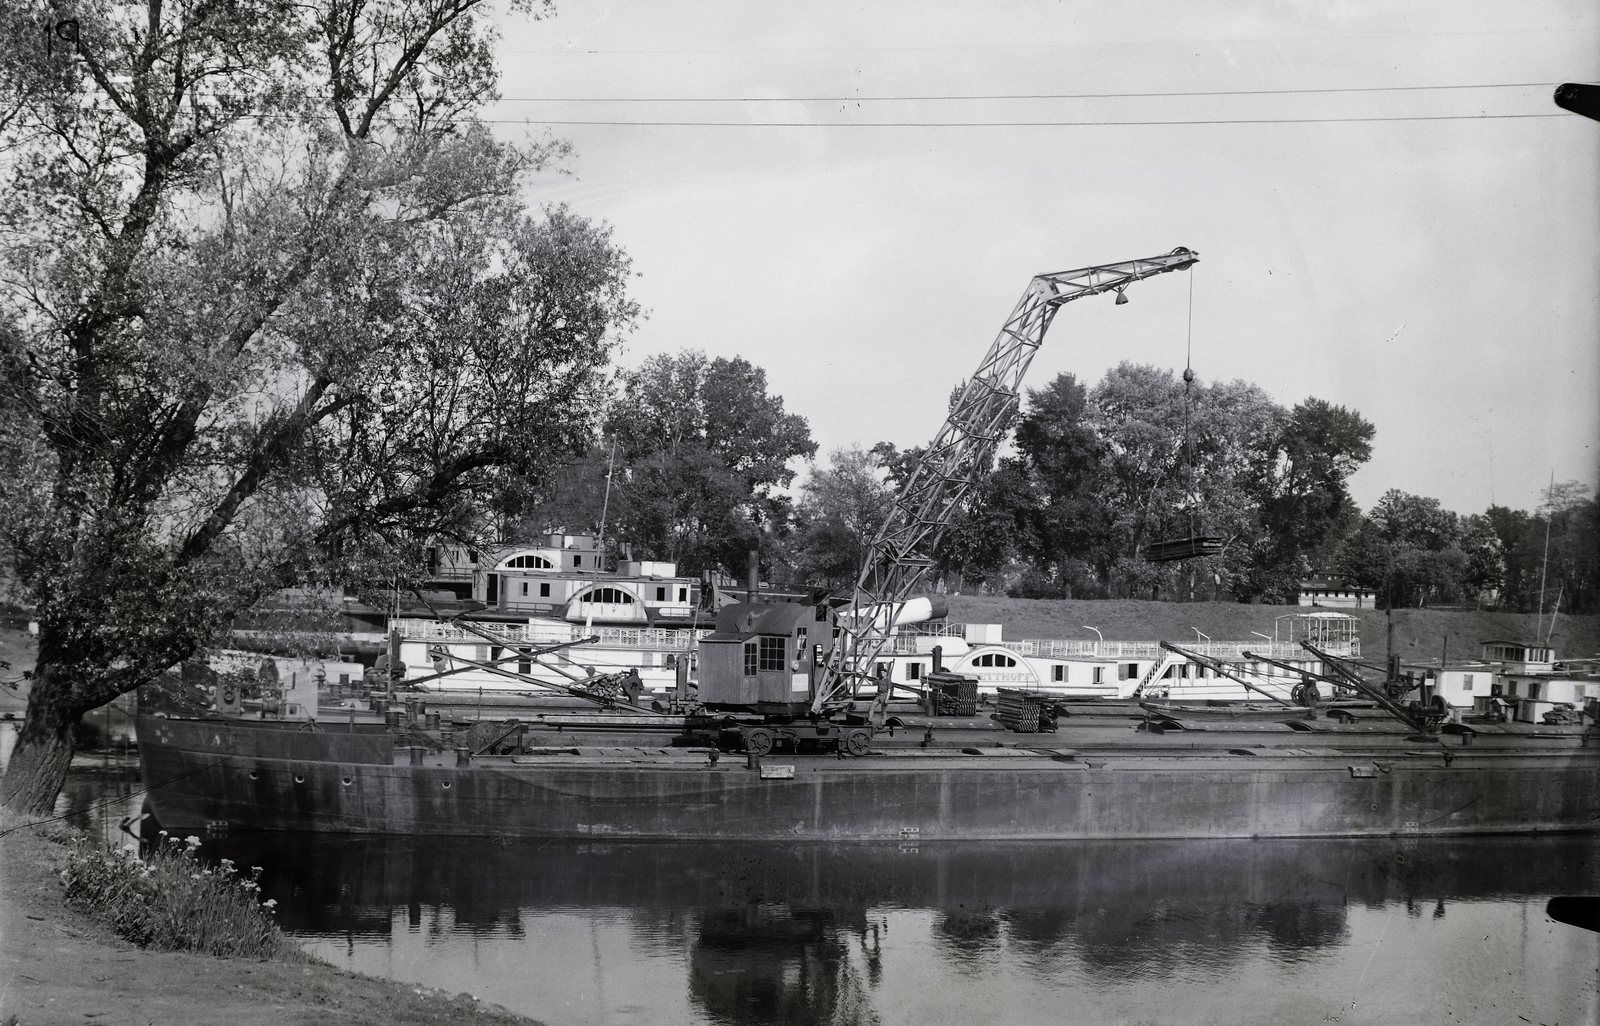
(698, 602), (833, 715)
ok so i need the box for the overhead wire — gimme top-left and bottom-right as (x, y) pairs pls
(495, 82), (1553, 103)
(480, 113), (1562, 127)
(500, 24), (1600, 55)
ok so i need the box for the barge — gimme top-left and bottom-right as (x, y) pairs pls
(136, 712), (1600, 840)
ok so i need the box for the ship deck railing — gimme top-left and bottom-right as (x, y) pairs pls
(392, 617), (712, 650)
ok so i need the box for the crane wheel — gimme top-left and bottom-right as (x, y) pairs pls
(844, 728), (871, 757)
(744, 728), (774, 757)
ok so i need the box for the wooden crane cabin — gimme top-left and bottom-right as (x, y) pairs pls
(698, 602), (834, 715)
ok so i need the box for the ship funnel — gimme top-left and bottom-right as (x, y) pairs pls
(841, 594), (949, 630)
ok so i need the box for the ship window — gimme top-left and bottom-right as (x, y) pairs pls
(656, 586), (667, 601)
(574, 555), (582, 567)
(540, 583), (550, 597)
(679, 588), (688, 602)
(521, 582), (528, 596)
(504, 554), (553, 569)
(580, 588), (633, 604)
(518, 649), (531, 675)
(1052, 665), (1066, 682)
(1093, 666), (1105, 684)
(1462, 674), (1474, 693)
(907, 662), (921, 680)
(759, 636), (785, 672)
(743, 642), (758, 676)
(1528, 681), (1540, 701)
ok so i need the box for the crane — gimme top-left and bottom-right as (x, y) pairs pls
(812, 247), (1201, 719)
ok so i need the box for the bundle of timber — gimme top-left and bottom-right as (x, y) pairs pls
(928, 672), (979, 717)
(995, 688), (1057, 733)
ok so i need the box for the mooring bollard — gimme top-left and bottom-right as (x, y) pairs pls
(456, 747), (472, 767)
(409, 745), (425, 765)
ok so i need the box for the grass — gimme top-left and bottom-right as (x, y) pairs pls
(60, 832), (300, 960)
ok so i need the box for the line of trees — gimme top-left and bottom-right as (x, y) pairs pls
(516, 355), (1595, 618)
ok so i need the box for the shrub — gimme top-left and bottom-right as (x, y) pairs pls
(60, 833), (298, 959)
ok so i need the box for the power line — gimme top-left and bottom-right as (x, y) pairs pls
(499, 25), (1600, 56)
(479, 112), (1563, 128)
(496, 82), (1553, 104)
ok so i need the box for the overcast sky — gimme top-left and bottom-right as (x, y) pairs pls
(487, 0), (1599, 516)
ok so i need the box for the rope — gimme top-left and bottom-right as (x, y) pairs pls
(1181, 268), (1197, 536)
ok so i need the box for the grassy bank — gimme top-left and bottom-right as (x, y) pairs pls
(0, 821), (544, 1025)
(945, 595), (1600, 662)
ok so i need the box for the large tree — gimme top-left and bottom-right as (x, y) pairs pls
(0, 0), (639, 815)
(788, 445), (895, 590)
(598, 351), (816, 575)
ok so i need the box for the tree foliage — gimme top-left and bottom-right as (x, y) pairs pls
(926, 366), (1374, 601)
(530, 351), (818, 575)
(788, 445), (895, 589)
(0, 0), (640, 815)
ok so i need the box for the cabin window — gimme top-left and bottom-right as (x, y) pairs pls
(974, 653), (1017, 668)
(580, 587), (633, 604)
(486, 574), (499, 604)
(1507, 681), (1518, 697)
(540, 583), (550, 597)
(906, 662), (921, 680)
(1052, 665), (1066, 682)
(1093, 666), (1105, 684)
(517, 649), (531, 675)
(656, 586), (667, 601)
(665, 653), (677, 669)
(1528, 681), (1540, 701)
(504, 554), (553, 569)
(1461, 674), (1474, 693)
(574, 555), (582, 567)
(679, 588), (688, 602)
(1123, 662), (1138, 680)
(743, 642), (758, 676)
(759, 636), (785, 672)
(521, 582), (528, 596)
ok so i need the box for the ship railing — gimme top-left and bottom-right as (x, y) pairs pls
(893, 622), (971, 639)
(998, 639), (1358, 661)
(391, 617), (710, 651)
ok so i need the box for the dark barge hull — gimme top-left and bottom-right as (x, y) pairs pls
(137, 715), (1600, 840)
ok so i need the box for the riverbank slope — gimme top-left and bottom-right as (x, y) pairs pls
(0, 823), (543, 1026)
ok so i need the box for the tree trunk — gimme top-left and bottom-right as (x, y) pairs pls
(0, 663), (84, 819)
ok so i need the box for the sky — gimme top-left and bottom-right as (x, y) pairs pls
(485, 0), (1600, 516)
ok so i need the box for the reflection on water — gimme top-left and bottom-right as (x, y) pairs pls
(193, 832), (1600, 1026)
(12, 726), (1598, 1026)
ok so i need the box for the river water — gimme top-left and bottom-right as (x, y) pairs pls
(9, 723), (1600, 1026)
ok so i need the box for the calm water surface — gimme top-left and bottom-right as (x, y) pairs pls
(11, 723), (1600, 1026)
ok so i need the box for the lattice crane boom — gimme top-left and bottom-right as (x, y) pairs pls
(813, 247), (1200, 715)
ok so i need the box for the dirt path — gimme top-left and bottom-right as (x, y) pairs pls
(0, 825), (542, 1026)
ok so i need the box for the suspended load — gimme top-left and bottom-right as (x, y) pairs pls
(1144, 535), (1225, 562)
(1143, 283), (1224, 563)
